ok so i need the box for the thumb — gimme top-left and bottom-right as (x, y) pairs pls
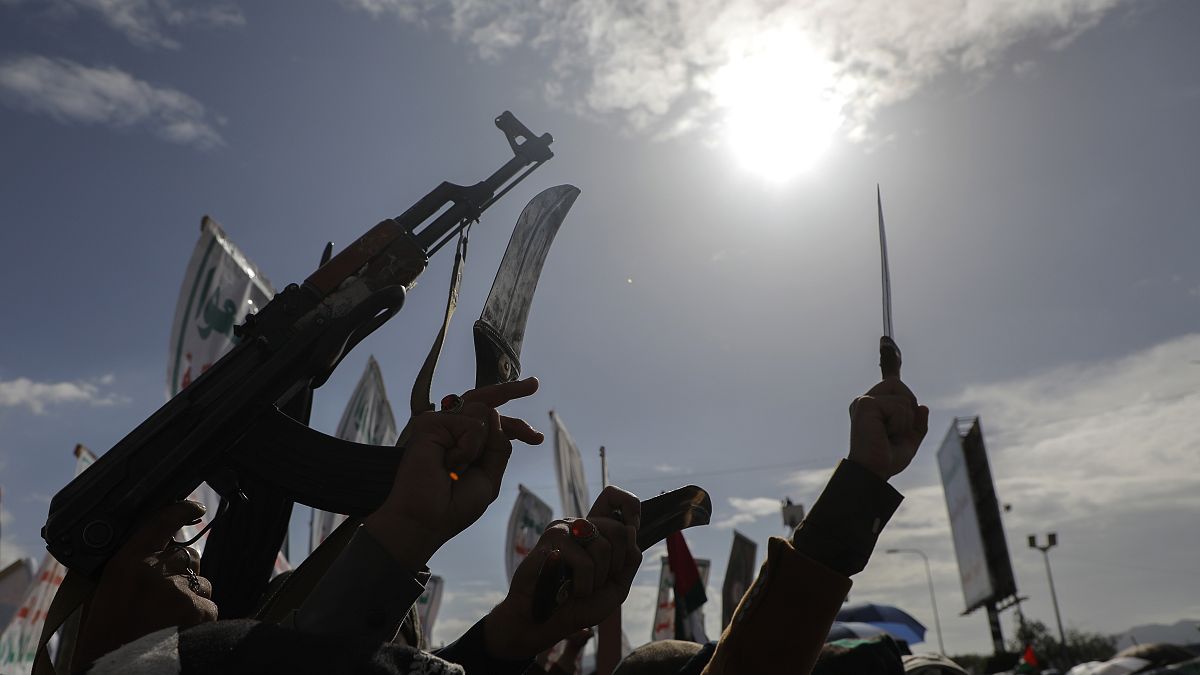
(125, 500), (207, 555)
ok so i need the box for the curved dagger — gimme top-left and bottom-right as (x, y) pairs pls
(474, 184), (581, 387)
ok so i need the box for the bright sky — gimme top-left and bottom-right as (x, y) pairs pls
(2, 0), (1199, 657)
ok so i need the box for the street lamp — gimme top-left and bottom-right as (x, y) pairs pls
(1028, 533), (1068, 658)
(886, 548), (945, 654)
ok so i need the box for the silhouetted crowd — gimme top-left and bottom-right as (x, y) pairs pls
(56, 374), (965, 674)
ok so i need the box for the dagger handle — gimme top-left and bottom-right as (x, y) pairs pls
(880, 335), (902, 380)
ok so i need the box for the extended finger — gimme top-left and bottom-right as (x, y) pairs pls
(462, 377), (539, 408)
(500, 415), (544, 445)
(577, 520), (612, 592)
(126, 500), (207, 556)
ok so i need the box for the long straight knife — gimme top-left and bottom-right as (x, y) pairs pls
(474, 184), (581, 387)
(877, 185), (902, 380)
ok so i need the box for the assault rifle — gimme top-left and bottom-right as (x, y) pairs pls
(42, 112), (554, 617)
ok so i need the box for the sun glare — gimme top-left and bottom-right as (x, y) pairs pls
(711, 35), (844, 182)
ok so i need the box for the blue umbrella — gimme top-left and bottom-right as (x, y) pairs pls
(836, 602), (927, 645)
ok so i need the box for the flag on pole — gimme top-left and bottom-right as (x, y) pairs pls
(721, 531), (757, 629)
(651, 552), (710, 643)
(415, 575), (444, 649)
(311, 356), (398, 552)
(505, 485), (553, 581)
(550, 411), (590, 518)
(168, 215), (273, 399)
(667, 532), (709, 643)
(0, 445), (94, 673)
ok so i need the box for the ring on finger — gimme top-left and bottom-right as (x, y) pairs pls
(183, 567), (202, 594)
(440, 394), (464, 413)
(568, 518), (599, 544)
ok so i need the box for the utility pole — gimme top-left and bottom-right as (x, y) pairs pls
(1029, 533), (1068, 662)
(887, 548), (945, 654)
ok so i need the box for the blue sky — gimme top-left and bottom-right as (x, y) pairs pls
(2, 0), (1199, 655)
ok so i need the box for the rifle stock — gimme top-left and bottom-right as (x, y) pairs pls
(42, 113), (554, 601)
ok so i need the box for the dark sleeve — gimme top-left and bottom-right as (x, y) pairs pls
(790, 459), (903, 576)
(289, 526), (429, 644)
(434, 618), (534, 675)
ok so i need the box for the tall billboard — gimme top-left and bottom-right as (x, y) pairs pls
(938, 417), (1016, 613)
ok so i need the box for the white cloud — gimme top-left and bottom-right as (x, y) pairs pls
(942, 333), (1200, 523)
(713, 496), (778, 529)
(344, 0), (1129, 140)
(0, 55), (224, 148)
(0, 374), (125, 414)
(45, 0), (244, 49)
(846, 333), (1200, 652)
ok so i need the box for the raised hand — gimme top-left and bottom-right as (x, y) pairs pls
(364, 377), (544, 570)
(847, 377), (930, 480)
(482, 486), (642, 660)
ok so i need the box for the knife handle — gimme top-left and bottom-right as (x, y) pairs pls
(880, 335), (902, 380)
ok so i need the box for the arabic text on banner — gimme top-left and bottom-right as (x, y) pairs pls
(167, 215), (274, 399)
(505, 485), (553, 581)
(550, 411), (590, 518)
(0, 446), (94, 674)
(721, 531), (757, 629)
(309, 356), (398, 552)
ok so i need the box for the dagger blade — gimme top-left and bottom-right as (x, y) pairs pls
(877, 185), (902, 379)
(474, 184), (581, 388)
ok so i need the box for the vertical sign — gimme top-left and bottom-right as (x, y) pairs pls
(721, 531), (757, 629)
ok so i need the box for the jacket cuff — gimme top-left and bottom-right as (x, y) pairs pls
(790, 459), (902, 576)
(289, 526), (430, 642)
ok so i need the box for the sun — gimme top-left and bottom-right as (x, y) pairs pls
(710, 34), (844, 182)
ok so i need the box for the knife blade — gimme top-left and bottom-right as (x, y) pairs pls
(474, 185), (581, 388)
(877, 185), (902, 380)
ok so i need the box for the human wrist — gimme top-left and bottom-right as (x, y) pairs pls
(483, 600), (542, 661)
(363, 510), (441, 571)
(845, 454), (891, 481)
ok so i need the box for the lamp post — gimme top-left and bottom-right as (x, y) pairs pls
(1028, 533), (1068, 659)
(886, 548), (944, 654)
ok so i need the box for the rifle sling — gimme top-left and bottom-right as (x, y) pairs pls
(409, 231), (468, 418)
(32, 570), (94, 675)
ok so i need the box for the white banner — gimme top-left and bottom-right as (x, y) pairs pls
(310, 356), (398, 552)
(415, 575), (443, 649)
(550, 411), (590, 518)
(651, 557), (710, 643)
(505, 485), (553, 581)
(167, 215), (274, 399)
(0, 446), (95, 674)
